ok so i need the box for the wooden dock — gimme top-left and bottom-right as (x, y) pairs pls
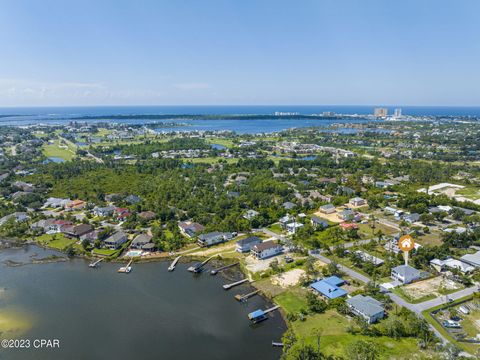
(235, 289), (260, 302)
(89, 258), (103, 268)
(187, 255), (216, 273)
(222, 278), (249, 290)
(118, 259), (133, 273)
(263, 305), (280, 314)
(168, 256), (181, 272)
(210, 262), (239, 275)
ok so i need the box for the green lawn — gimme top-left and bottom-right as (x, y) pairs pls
(92, 248), (118, 256)
(274, 288), (308, 315)
(184, 157), (239, 164)
(457, 186), (480, 200)
(417, 231), (443, 246)
(291, 310), (423, 359)
(357, 222), (398, 238)
(42, 139), (76, 161)
(267, 223), (283, 234)
(205, 138), (235, 147)
(37, 233), (76, 250)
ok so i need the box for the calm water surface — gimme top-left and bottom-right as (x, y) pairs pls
(0, 245), (285, 360)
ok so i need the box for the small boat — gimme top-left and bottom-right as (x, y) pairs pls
(118, 266), (132, 273)
(118, 259), (133, 273)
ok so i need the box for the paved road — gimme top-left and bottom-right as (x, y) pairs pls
(415, 285), (479, 312)
(309, 251), (371, 283)
(260, 227), (286, 241)
(309, 251), (478, 351)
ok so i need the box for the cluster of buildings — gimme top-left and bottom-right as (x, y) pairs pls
(310, 276), (385, 324)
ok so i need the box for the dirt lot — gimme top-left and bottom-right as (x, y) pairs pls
(312, 210), (343, 223)
(245, 254), (284, 273)
(271, 268), (305, 287)
(403, 276), (462, 300)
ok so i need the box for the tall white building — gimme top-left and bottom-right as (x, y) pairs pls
(394, 108), (402, 118)
(374, 108), (388, 117)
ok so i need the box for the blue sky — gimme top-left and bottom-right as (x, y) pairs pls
(0, 0), (479, 106)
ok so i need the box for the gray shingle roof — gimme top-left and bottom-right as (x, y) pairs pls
(347, 295), (384, 317)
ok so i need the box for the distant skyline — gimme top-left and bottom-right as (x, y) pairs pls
(1, 0), (479, 107)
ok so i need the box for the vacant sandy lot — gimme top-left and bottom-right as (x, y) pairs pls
(312, 211), (343, 223)
(245, 254), (282, 273)
(403, 276), (462, 300)
(272, 268), (305, 288)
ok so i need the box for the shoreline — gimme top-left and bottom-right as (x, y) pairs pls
(1, 240), (288, 338)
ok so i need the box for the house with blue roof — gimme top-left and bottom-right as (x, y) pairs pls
(310, 276), (347, 300)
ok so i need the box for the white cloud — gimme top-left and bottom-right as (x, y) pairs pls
(0, 78), (169, 105)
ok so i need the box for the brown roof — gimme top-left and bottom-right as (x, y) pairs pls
(253, 241), (280, 252)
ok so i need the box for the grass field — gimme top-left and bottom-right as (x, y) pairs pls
(183, 157), (239, 164)
(205, 138), (235, 147)
(274, 288), (308, 315)
(291, 310), (422, 359)
(37, 233), (77, 250)
(42, 139), (76, 161)
(92, 248), (119, 256)
(457, 186), (480, 200)
(267, 223), (283, 234)
(357, 222), (398, 238)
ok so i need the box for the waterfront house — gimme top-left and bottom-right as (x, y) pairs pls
(236, 236), (262, 253)
(391, 265), (422, 284)
(131, 234), (153, 250)
(310, 276), (347, 300)
(30, 218), (56, 232)
(80, 229), (100, 243)
(178, 220), (205, 238)
(251, 241), (282, 260)
(104, 231), (127, 249)
(346, 295), (385, 324)
(198, 231), (233, 247)
(49, 220), (73, 233)
(319, 203), (336, 214)
(62, 224), (94, 239)
(310, 216), (328, 229)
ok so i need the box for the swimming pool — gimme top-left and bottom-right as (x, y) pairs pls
(124, 250), (143, 257)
